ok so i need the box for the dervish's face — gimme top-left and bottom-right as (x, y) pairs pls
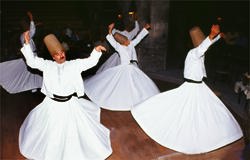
(123, 40), (130, 46)
(53, 50), (66, 64)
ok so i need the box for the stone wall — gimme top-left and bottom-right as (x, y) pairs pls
(136, 0), (169, 72)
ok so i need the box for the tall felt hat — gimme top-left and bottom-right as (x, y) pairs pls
(189, 26), (205, 47)
(43, 34), (64, 56)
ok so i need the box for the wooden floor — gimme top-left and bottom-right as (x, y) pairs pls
(0, 80), (247, 160)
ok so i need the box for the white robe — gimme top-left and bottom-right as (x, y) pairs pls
(0, 21), (42, 93)
(84, 28), (160, 111)
(19, 44), (112, 160)
(131, 35), (243, 154)
(0, 58), (42, 93)
(96, 21), (140, 73)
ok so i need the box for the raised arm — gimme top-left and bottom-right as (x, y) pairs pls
(106, 23), (120, 50)
(75, 45), (106, 71)
(27, 11), (36, 38)
(111, 20), (139, 40)
(20, 31), (46, 71)
(127, 20), (140, 39)
(108, 23), (115, 35)
(20, 11), (36, 51)
(131, 23), (150, 46)
(194, 24), (221, 58)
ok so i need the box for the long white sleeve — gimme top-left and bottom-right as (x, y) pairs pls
(184, 35), (221, 81)
(195, 35), (221, 58)
(74, 49), (102, 72)
(20, 21), (37, 53)
(131, 28), (149, 47)
(29, 21), (36, 38)
(127, 21), (140, 40)
(106, 34), (121, 51)
(111, 21), (140, 40)
(20, 44), (46, 71)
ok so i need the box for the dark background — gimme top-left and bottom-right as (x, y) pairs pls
(1, 0), (249, 75)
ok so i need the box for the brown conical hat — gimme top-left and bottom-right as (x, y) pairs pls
(189, 26), (205, 47)
(43, 34), (64, 56)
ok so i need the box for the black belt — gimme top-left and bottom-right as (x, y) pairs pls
(51, 93), (79, 102)
(184, 78), (202, 83)
(130, 60), (138, 64)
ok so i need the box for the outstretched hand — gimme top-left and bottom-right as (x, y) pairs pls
(23, 31), (30, 44)
(220, 32), (226, 39)
(209, 24), (220, 40)
(95, 45), (107, 52)
(108, 23), (115, 34)
(144, 23), (151, 30)
(27, 11), (33, 21)
(108, 23), (115, 30)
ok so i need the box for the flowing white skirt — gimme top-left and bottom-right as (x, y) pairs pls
(131, 82), (243, 154)
(0, 58), (42, 93)
(19, 97), (112, 160)
(85, 64), (160, 111)
(96, 52), (120, 74)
